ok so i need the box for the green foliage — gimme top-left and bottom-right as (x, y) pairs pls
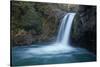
(11, 1), (43, 33)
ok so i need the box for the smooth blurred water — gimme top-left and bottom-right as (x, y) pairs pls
(11, 13), (96, 66)
(57, 13), (75, 46)
(12, 45), (96, 66)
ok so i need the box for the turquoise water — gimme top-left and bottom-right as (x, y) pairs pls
(11, 45), (96, 66)
(11, 13), (96, 66)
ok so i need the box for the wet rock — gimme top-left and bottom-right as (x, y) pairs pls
(14, 30), (33, 46)
(71, 6), (96, 54)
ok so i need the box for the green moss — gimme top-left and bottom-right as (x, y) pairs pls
(71, 13), (81, 39)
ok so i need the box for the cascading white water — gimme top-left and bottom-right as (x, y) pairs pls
(26, 13), (76, 54)
(57, 13), (76, 45)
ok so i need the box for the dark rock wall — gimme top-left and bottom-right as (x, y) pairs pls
(71, 5), (96, 54)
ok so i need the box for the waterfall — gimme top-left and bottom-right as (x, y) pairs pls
(27, 13), (76, 54)
(12, 13), (96, 66)
(57, 13), (76, 45)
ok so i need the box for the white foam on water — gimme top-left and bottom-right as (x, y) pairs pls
(26, 13), (76, 55)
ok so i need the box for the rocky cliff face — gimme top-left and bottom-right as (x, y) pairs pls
(11, 1), (77, 46)
(71, 5), (96, 54)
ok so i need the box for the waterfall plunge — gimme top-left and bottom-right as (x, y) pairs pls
(57, 13), (76, 45)
(27, 13), (76, 54)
